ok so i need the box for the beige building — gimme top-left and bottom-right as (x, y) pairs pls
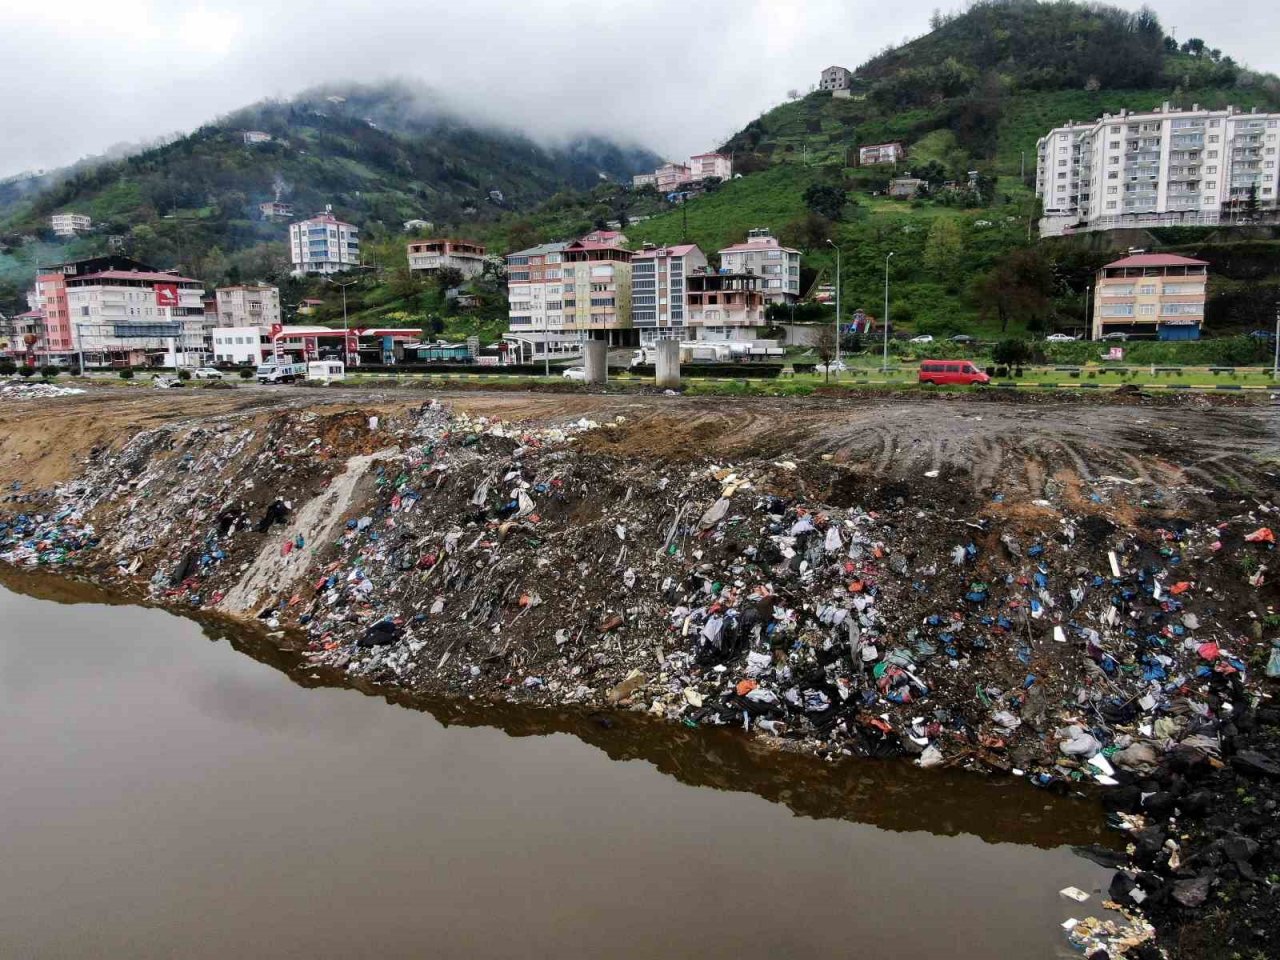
(215, 284), (281, 328)
(1092, 252), (1208, 340)
(51, 212), (92, 237)
(717, 228), (802, 304)
(407, 239), (487, 279)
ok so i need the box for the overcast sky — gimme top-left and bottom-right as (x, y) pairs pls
(3, 0), (1278, 178)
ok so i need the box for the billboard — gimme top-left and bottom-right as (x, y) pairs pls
(154, 283), (180, 308)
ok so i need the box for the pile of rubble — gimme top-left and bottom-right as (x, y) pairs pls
(0, 381), (84, 401)
(1, 398), (1277, 957)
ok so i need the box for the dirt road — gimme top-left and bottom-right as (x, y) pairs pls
(1, 385), (1277, 497)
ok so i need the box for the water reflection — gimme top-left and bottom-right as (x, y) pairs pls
(2, 566), (1109, 850)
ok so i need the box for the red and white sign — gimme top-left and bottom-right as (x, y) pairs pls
(1107, 347), (1124, 360)
(270, 323), (283, 339)
(154, 283), (179, 308)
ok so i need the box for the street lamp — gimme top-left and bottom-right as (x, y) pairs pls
(325, 276), (359, 365)
(882, 251), (895, 371)
(826, 239), (841, 372)
(1273, 301), (1279, 380)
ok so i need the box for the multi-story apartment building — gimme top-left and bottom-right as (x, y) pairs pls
(820, 65), (853, 91)
(689, 153), (733, 180)
(505, 241), (572, 360)
(406, 239), (487, 279)
(717, 228), (802, 304)
(655, 163), (693, 192)
(50, 213), (91, 237)
(630, 243), (707, 344)
(66, 268), (207, 366)
(289, 207), (360, 275)
(561, 238), (635, 345)
(858, 142), (905, 165)
(31, 256), (155, 364)
(685, 269), (767, 341)
(1036, 103), (1280, 236)
(215, 284), (281, 328)
(242, 130), (273, 144)
(0, 310), (46, 364)
(1091, 252), (1208, 341)
(632, 172), (657, 189)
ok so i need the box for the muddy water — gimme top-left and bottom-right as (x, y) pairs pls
(0, 571), (1116, 959)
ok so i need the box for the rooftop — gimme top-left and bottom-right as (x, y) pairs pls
(1103, 253), (1209, 268)
(71, 270), (200, 284)
(632, 244), (700, 259)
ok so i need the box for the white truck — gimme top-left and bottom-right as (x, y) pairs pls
(629, 339), (785, 367)
(255, 360), (306, 384)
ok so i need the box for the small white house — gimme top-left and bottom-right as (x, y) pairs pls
(211, 325), (269, 365)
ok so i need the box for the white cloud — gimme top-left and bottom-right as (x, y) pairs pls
(1, 0), (1277, 177)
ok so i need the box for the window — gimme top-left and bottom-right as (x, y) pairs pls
(1206, 181), (1216, 190)
(1139, 284), (1156, 295)
(1208, 135), (1219, 143)
(1107, 186), (1118, 195)
(1106, 201), (1117, 209)
(1207, 165), (1217, 173)
(1138, 304), (1155, 316)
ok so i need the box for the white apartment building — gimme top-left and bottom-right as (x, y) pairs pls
(504, 241), (577, 360)
(630, 243), (708, 344)
(51, 213), (92, 237)
(689, 153), (733, 181)
(65, 269), (207, 366)
(211, 325), (271, 364)
(215, 284), (280, 328)
(289, 206), (360, 275)
(717, 228), (802, 304)
(1036, 103), (1280, 236)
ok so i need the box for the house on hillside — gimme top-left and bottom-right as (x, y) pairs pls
(858, 142), (905, 165)
(1092, 252), (1208, 341)
(820, 66), (853, 92)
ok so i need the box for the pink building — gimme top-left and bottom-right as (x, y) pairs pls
(689, 153), (732, 180)
(655, 162), (692, 192)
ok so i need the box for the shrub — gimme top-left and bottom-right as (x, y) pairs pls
(40, 365), (60, 379)
(238, 368), (253, 380)
(119, 369), (135, 380)
(17, 366), (35, 378)
(992, 338), (1031, 367)
(177, 369), (192, 381)
(0, 360), (17, 376)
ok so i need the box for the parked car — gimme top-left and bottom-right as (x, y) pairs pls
(918, 360), (990, 387)
(815, 359), (848, 374)
(562, 367), (587, 381)
(153, 375), (184, 389)
(1046, 333), (1077, 343)
(1248, 329), (1277, 341)
(949, 334), (978, 344)
(1100, 332), (1129, 342)
(909, 334), (934, 344)
(190, 367), (223, 380)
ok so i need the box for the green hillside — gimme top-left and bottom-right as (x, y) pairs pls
(622, 0), (1280, 337)
(0, 81), (658, 295)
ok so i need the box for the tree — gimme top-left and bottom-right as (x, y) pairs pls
(815, 325), (838, 383)
(976, 248), (1055, 333)
(923, 217), (964, 283)
(779, 213), (835, 251)
(802, 183), (850, 221)
(992, 338), (1031, 368)
(434, 267), (465, 292)
(1181, 37), (1206, 57)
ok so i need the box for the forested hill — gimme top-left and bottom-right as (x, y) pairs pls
(0, 81), (658, 288)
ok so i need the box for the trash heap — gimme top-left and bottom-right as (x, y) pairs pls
(1, 398), (1277, 957)
(0, 381), (85, 400)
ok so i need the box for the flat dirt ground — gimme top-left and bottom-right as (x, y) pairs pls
(1, 385), (1277, 500)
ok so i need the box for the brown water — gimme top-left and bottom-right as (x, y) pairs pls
(0, 570), (1116, 959)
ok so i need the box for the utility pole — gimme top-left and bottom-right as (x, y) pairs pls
(883, 251), (895, 371)
(1273, 301), (1279, 379)
(826, 239), (841, 370)
(1085, 284), (1092, 340)
(326, 276), (359, 365)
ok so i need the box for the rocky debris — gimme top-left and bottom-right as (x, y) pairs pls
(1, 396), (1279, 958)
(0, 382), (85, 401)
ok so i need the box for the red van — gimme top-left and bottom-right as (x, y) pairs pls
(918, 360), (990, 386)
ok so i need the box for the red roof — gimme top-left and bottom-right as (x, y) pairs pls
(1104, 253), (1208, 268)
(71, 270), (200, 284)
(632, 244), (699, 258)
(14, 309), (43, 320)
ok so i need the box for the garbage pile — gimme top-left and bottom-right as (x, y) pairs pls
(1, 398), (1277, 956)
(0, 381), (84, 400)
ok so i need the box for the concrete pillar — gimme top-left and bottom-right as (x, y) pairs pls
(583, 340), (608, 385)
(655, 339), (681, 389)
